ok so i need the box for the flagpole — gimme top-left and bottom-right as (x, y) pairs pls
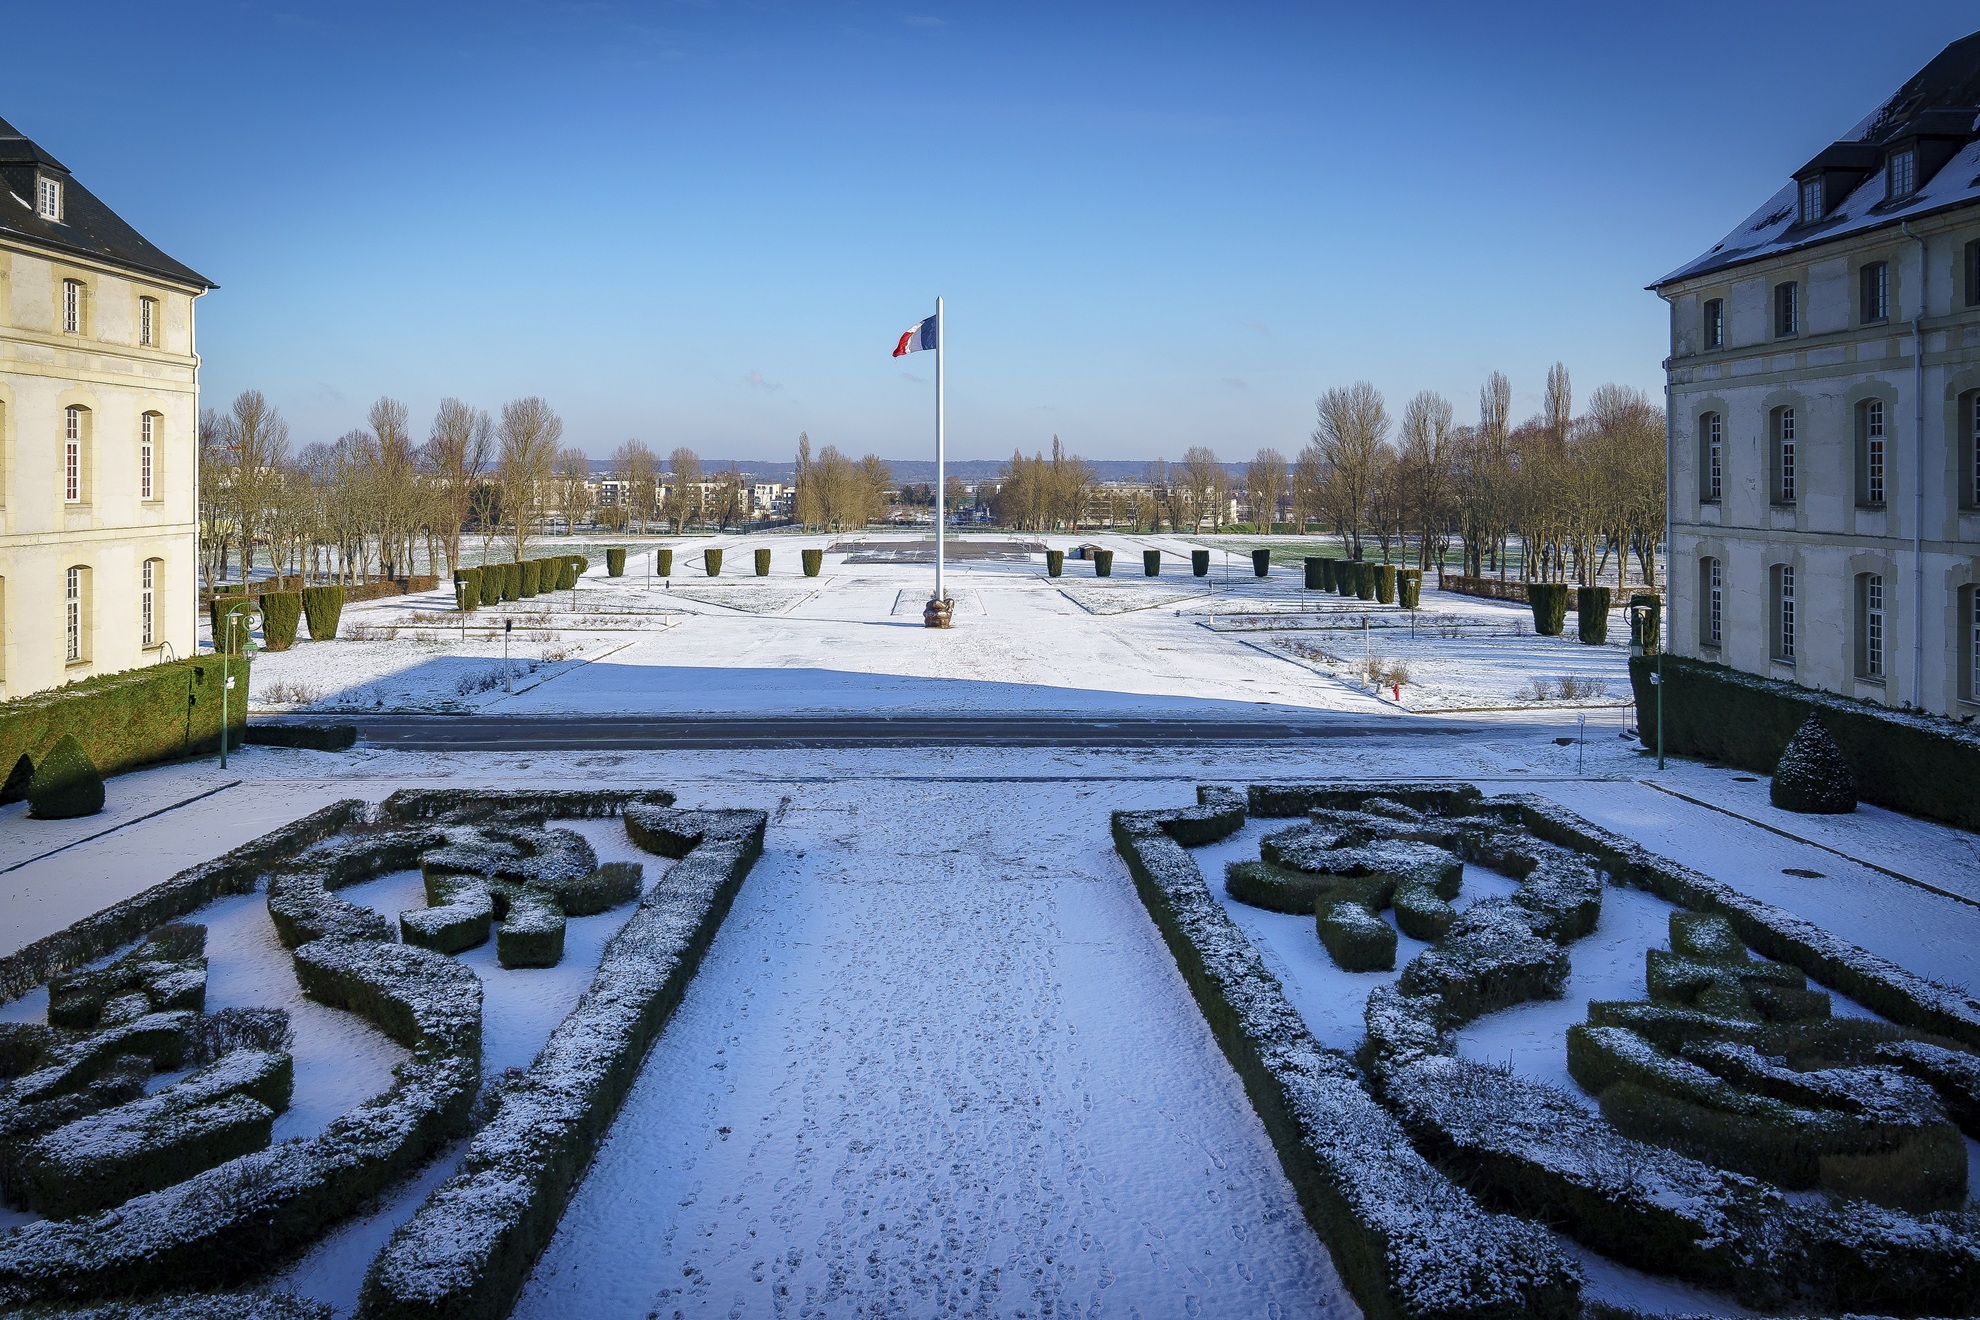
(934, 294), (945, 606)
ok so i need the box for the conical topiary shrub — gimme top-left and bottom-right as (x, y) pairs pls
(1191, 549), (1210, 577)
(1046, 549), (1064, 578)
(656, 548), (673, 577)
(260, 591), (303, 650)
(606, 547), (627, 577)
(1143, 549), (1162, 577)
(1528, 583), (1569, 636)
(1576, 586), (1612, 644)
(1252, 548), (1271, 578)
(755, 548), (772, 576)
(303, 584), (345, 640)
(704, 548), (723, 577)
(1770, 715), (1856, 814)
(803, 548), (824, 577)
(28, 734), (104, 820)
(2, 753), (33, 806)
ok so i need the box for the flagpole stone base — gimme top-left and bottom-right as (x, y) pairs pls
(923, 596), (954, 629)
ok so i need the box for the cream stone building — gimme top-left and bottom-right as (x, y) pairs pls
(0, 116), (212, 698)
(1656, 32), (1980, 718)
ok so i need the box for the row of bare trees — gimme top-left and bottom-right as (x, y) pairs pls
(792, 432), (892, 531)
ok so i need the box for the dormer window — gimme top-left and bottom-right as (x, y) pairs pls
(1799, 177), (1824, 224)
(1888, 147), (1917, 199)
(36, 175), (61, 221)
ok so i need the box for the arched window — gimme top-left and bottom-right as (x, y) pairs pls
(140, 412), (157, 501)
(1699, 412), (1723, 503)
(1855, 573), (1885, 680)
(1855, 400), (1886, 507)
(1770, 564), (1796, 662)
(1699, 556), (1723, 649)
(141, 558), (159, 648)
(1770, 407), (1797, 504)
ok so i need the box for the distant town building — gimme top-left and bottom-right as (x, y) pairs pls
(1655, 31), (1980, 717)
(0, 117), (213, 698)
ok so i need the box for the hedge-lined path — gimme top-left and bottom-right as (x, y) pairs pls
(513, 777), (1359, 1318)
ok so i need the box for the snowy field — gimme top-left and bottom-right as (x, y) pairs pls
(230, 532), (1633, 721)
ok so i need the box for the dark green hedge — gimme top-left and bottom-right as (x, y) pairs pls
(261, 593), (303, 651)
(246, 723), (358, 752)
(1191, 549), (1210, 577)
(1093, 548), (1113, 577)
(27, 733), (103, 819)
(1144, 549), (1162, 577)
(1628, 593), (1660, 652)
(1304, 557), (1327, 590)
(1627, 654), (1980, 830)
(803, 548), (824, 577)
(1374, 564), (1396, 605)
(453, 570), (480, 613)
(703, 547), (723, 577)
(656, 548), (673, 577)
(1529, 583), (1568, 636)
(477, 567), (501, 607)
(1398, 569), (1421, 609)
(1576, 586), (1611, 644)
(606, 547), (627, 576)
(1354, 562), (1376, 601)
(208, 597), (256, 654)
(1336, 561), (1357, 597)
(1252, 548), (1271, 578)
(0, 657), (249, 791)
(754, 548), (771, 576)
(302, 586), (344, 640)
(552, 558), (577, 591)
(518, 560), (540, 597)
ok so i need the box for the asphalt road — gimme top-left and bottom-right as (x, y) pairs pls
(276, 712), (1591, 751)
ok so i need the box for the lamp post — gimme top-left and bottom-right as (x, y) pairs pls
(218, 608), (260, 769)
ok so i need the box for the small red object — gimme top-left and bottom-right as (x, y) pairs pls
(1392, 684), (1401, 702)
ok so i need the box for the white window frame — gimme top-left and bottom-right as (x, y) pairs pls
(63, 407), (81, 503)
(65, 566), (81, 663)
(1777, 407), (1797, 503)
(141, 559), (155, 648)
(1865, 400), (1885, 505)
(36, 175), (61, 221)
(140, 413), (155, 501)
(1862, 574), (1885, 679)
(139, 296), (156, 347)
(1703, 413), (1723, 502)
(1776, 565), (1796, 662)
(1704, 558), (1723, 648)
(62, 279), (82, 334)
(1889, 148), (1916, 199)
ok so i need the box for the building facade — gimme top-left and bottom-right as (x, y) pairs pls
(0, 117), (212, 698)
(1656, 33), (1980, 718)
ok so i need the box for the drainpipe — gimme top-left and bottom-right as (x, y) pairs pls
(1902, 221), (1926, 708)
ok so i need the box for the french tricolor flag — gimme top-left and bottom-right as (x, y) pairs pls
(892, 315), (938, 357)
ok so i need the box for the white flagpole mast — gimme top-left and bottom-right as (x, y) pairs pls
(934, 295), (946, 604)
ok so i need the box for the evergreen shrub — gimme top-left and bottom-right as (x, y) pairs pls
(1398, 568), (1422, 608)
(303, 585), (345, 640)
(518, 560), (540, 598)
(209, 597), (257, 654)
(1093, 548), (1114, 577)
(553, 559), (577, 591)
(754, 548), (771, 576)
(1318, 898), (1397, 971)
(453, 571), (479, 613)
(1355, 562), (1377, 601)
(1304, 557), (1326, 589)
(246, 724), (357, 751)
(803, 548), (824, 577)
(477, 567), (501, 607)
(1336, 562), (1357, 597)
(1576, 586), (1611, 644)
(606, 547), (627, 577)
(1770, 715), (1856, 813)
(1629, 593), (1661, 652)
(1144, 549), (1162, 576)
(1046, 549), (1065, 577)
(1374, 564), (1396, 604)
(1529, 583), (1569, 636)
(27, 733), (104, 819)
(260, 592), (303, 649)
(704, 547), (723, 577)
(1191, 549), (1210, 577)
(0, 658), (247, 785)
(657, 548), (673, 576)
(1252, 548), (1271, 577)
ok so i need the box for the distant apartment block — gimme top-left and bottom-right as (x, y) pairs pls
(0, 117), (213, 698)
(1655, 32), (1980, 717)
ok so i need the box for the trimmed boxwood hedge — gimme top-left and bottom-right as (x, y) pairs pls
(1374, 564), (1396, 605)
(1093, 548), (1113, 577)
(1627, 653), (1980, 831)
(244, 723), (357, 752)
(1397, 569), (1421, 609)
(552, 558), (577, 591)
(656, 548), (673, 577)
(754, 547), (771, 576)
(476, 567), (501, 607)
(1251, 548), (1271, 577)
(1304, 556), (1326, 590)
(518, 560), (540, 598)
(1336, 561), (1357, 597)
(452, 570), (480, 613)
(27, 734), (104, 820)
(1191, 549), (1210, 577)
(0, 658), (249, 795)
(1575, 586), (1610, 644)
(803, 547), (824, 577)
(259, 592), (303, 650)
(301, 585), (344, 640)
(703, 547), (722, 577)
(1628, 592), (1660, 652)
(1143, 549), (1162, 576)
(606, 547), (626, 577)
(207, 597), (256, 654)
(1528, 583), (1568, 636)
(1354, 562), (1376, 601)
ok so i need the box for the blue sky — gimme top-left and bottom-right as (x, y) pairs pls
(10, 2), (1978, 461)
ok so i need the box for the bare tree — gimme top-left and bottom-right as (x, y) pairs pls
(1179, 447), (1223, 532)
(1397, 391), (1456, 572)
(425, 398), (493, 576)
(498, 397), (563, 560)
(1246, 448), (1287, 531)
(1312, 382), (1391, 559)
(1544, 362), (1573, 450)
(665, 447), (703, 531)
(219, 390), (290, 590)
(555, 446), (593, 533)
(611, 439), (658, 534)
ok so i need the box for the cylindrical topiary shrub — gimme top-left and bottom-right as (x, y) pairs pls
(1191, 549), (1210, 577)
(1374, 564), (1396, 605)
(1398, 568), (1422, 609)
(1251, 548), (1271, 578)
(478, 565), (501, 607)
(754, 548), (771, 577)
(260, 591), (303, 649)
(1046, 549), (1065, 577)
(1771, 715), (1857, 814)
(554, 558), (578, 591)
(607, 547), (627, 577)
(1336, 562), (1357, 597)
(1528, 583), (1569, 636)
(657, 548), (673, 577)
(1576, 586), (1612, 644)
(209, 597), (257, 654)
(1304, 557), (1325, 589)
(1093, 548), (1114, 577)
(518, 559), (540, 598)
(1143, 549), (1162, 577)
(573, 555), (589, 576)
(704, 547), (723, 577)
(303, 584), (345, 640)
(1629, 592), (1661, 653)
(1355, 562), (1377, 601)
(453, 570), (480, 613)
(803, 548), (824, 577)
(28, 734), (104, 820)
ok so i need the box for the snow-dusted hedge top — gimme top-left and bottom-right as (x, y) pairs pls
(1112, 788), (1580, 1320)
(359, 806), (767, 1320)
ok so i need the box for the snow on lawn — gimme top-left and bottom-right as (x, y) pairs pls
(1056, 580), (1215, 614)
(660, 584), (817, 614)
(515, 779), (1357, 1319)
(1256, 623), (1631, 711)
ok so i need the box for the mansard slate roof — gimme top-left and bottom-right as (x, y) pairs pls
(1657, 31), (1980, 289)
(0, 114), (213, 291)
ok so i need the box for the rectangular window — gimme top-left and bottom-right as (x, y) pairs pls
(1703, 298), (1724, 350)
(141, 560), (155, 648)
(1974, 393), (1980, 509)
(1776, 407), (1797, 503)
(1775, 282), (1799, 337)
(65, 567), (80, 663)
(1702, 413), (1722, 502)
(62, 279), (82, 334)
(1861, 262), (1889, 323)
(64, 408), (81, 503)
(36, 176), (61, 221)
(1865, 400), (1885, 505)
(1889, 148), (1917, 199)
(1776, 566), (1796, 662)
(1799, 177), (1823, 224)
(139, 296), (156, 347)
(140, 413), (154, 501)
(1971, 587), (1980, 703)
(1865, 576), (1884, 678)
(1705, 558), (1723, 648)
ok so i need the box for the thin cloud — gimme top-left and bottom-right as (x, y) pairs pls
(1223, 377), (1248, 390)
(1241, 319), (1270, 336)
(746, 370), (782, 393)
(900, 371), (927, 384)
(903, 14), (945, 26)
